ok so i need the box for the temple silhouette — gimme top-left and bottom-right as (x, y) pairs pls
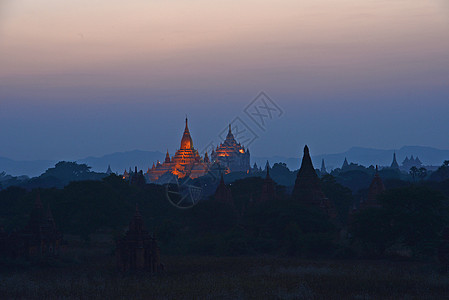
(147, 118), (251, 181)
(211, 124), (250, 173)
(0, 192), (63, 259)
(148, 118), (209, 181)
(293, 145), (337, 218)
(116, 205), (163, 273)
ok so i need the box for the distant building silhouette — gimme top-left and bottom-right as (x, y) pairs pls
(292, 145), (336, 218)
(214, 173), (233, 205)
(122, 169), (129, 180)
(320, 159), (327, 174)
(211, 124), (250, 173)
(390, 152), (400, 169)
(402, 155), (422, 170)
(259, 167), (276, 202)
(342, 157), (349, 169)
(130, 167), (146, 187)
(360, 166), (385, 209)
(0, 192), (63, 259)
(116, 205), (163, 273)
(106, 165), (113, 175)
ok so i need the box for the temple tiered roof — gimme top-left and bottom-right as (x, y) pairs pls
(148, 118), (209, 181)
(211, 124), (250, 173)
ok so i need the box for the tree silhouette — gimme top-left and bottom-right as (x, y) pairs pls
(418, 167), (428, 181)
(409, 166), (419, 182)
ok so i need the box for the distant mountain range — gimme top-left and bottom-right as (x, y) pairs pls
(1, 146), (448, 177)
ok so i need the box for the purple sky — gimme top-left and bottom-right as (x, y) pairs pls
(1, 0), (448, 161)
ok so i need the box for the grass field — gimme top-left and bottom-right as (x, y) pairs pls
(0, 246), (448, 299)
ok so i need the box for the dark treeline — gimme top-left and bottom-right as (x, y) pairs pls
(1, 170), (449, 261)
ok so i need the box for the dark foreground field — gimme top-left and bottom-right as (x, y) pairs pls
(1, 247), (448, 299)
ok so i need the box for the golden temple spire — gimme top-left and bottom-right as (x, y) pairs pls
(180, 117), (193, 149)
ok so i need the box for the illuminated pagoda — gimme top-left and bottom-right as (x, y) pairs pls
(148, 118), (209, 181)
(211, 124), (250, 173)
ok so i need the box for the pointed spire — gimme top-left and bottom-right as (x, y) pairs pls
(342, 157), (349, 169)
(320, 159), (327, 174)
(106, 164), (113, 174)
(293, 145), (324, 202)
(265, 160), (270, 171)
(415, 156), (422, 165)
(180, 117), (194, 149)
(225, 123), (235, 142)
(363, 165), (386, 209)
(215, 172), (233, 204)
(135, 166), (138, 174)
(266, 165), (271, 179)
(165, 150), (170, 163)
(391, 152), (400, 169)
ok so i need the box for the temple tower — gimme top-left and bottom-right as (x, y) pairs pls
(320, 159), (327, 174)
(390, 152), (400, 169)
(342, 158), (349, 169)
(361, 166), (386, 209)
(214, 173), (233, 205)
(292, 145), (337, 218)
(260, 167), (276, 202)
(116, 205), (163, 273)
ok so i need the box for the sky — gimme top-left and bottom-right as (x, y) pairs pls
(0, 0), (448, 161)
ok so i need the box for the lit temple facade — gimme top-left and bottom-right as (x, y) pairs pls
(148, 118), (209, 181)
(211, 125), (250, 173)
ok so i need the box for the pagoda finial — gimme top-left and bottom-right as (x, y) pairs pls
(165, 150), (170, 163)
(228, 124), (232, 134)
(342, 157), (349, 169)
(181, 117), (193, 149)
(321, 159), (327, 174)
(265, 160), (270, 171)
(304, 145), (309, 155)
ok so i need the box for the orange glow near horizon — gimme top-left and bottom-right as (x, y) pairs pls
(0, 0), (448, 100)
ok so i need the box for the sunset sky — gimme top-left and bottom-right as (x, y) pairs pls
(1, 0), (448, 161)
